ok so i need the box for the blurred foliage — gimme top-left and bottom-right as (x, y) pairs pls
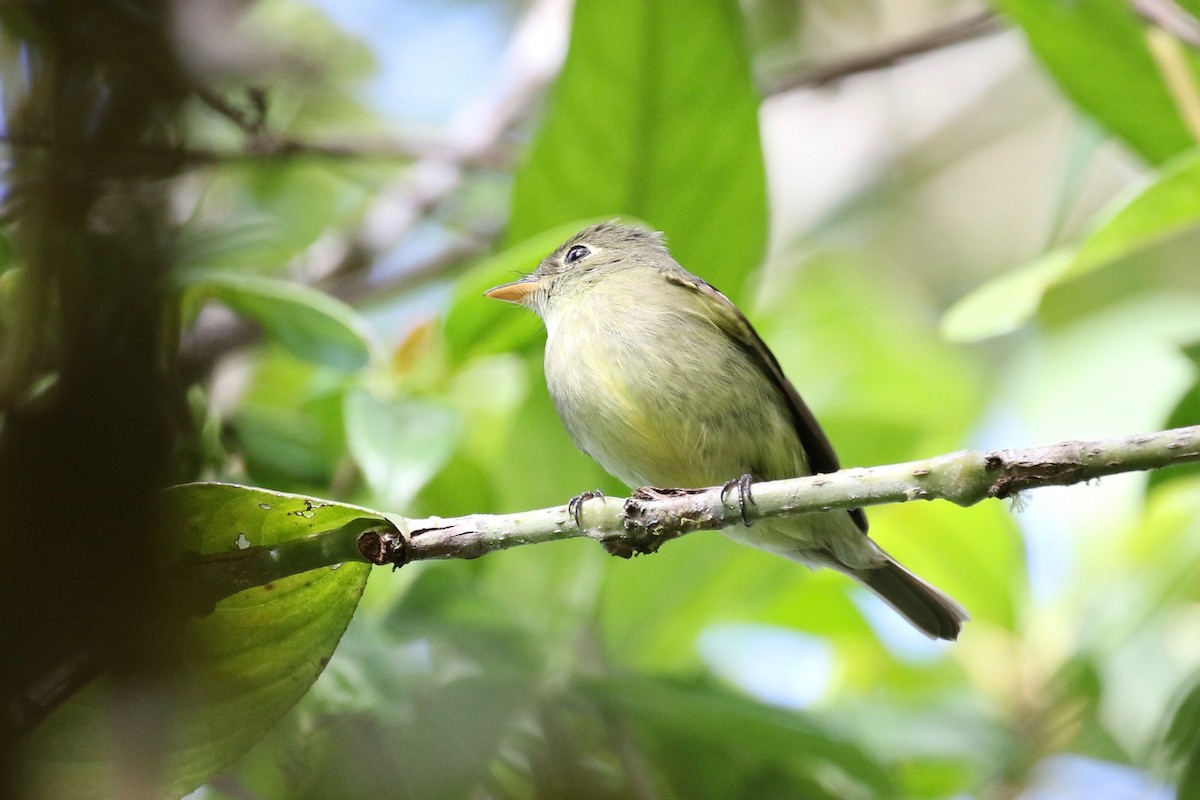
(944, 149), (1200, 342)
(4, 0), (1200, 798)
(20, 485), (372, 799)
(997, 0), (1200, 164)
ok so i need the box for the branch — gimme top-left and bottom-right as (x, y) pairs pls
(762, 9), (1005, 95)
(377, 425), (1200, 564)
(0, 10), (1006, 167)
(1132, 0), (1200, 49)
(0, 130), (515, 171)
(174, 0), (567, 374)
(188, 426), (1200, 600)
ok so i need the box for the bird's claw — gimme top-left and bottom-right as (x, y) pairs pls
(720, 473), (757, 527)
(568, 488), (604, 528)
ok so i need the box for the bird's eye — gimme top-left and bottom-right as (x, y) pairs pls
(564, 245), (590, 264)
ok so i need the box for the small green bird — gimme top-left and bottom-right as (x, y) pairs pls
(485, 222), (967, 640)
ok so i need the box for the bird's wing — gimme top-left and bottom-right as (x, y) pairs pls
(662, 269), (869, 533)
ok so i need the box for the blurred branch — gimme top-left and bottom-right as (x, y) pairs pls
(177, 0), (569, 374)
(1145, 26), (1200, 143)
(1132, 0), (1200, 49)
(0, 7), (1006, 170)
(186, 426), (1200, 601)
(0, 130), (515, 171)
(1139, 0), (1200, 143)
(763, 8), (1005, 95)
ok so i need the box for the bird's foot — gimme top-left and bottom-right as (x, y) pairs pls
(568, 488), (604, 529)
(720, 473), (757, 527)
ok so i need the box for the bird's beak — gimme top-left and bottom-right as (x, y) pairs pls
(484, 276), (539, 304)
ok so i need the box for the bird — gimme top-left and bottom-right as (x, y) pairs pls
(484, 221), (967, 640)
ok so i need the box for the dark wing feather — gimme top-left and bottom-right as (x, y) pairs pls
(663, 269), (869, 533)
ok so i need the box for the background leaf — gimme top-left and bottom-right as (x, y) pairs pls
(582, 675), (899, 798)
(184, 271), (377, 370)
(1071, 150), (1200, 275)
(507, 0), (767, 298)
(941, 149), (1200, 341)
(344, 387), (458, 512)
(1162, 671), (1200, 799)
(1150, 342), (1200, 492)
(997, 0), (1199, 163)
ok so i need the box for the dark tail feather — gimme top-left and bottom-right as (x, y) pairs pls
(856, 558), (968, 641)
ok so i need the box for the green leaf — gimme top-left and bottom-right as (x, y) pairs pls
(344, 387), (459, 512)
(997, 0), (1198, 163)
(508, 0), (767, 299)
(1163, 671), (1200, 799)
(183, 270), (376, 370)
(941, 150), (1200, 341)
(178, 163), (375, 276)
(941, 250), (1072, 342)
(870, 500), (1023, 633)
(20, 483), (374, 799)
(1070, 150), (1200, 276)
(232, 350), (351, 490)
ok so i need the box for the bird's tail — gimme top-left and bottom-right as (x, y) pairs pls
(852, 556), (968, 641)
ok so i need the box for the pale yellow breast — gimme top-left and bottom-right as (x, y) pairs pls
(542, 272), (806, 489)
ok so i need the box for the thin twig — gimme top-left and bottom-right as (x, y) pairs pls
(763, 9), (1005, 95)
(0, 131), (515, 171)
(0, 8), (1006, 165)
(195, 86), (269, 137)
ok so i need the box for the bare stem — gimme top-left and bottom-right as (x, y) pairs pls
(762, 9), (1005, 95)
(377, 425), (1200, 565)
(173, 426), (1200, 622)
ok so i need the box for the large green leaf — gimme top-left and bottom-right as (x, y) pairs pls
(20, 484), (375, 799)
(997, 0), (1199, 163)
(508, 0), (767, 299)
(183, 270), (377, 371)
